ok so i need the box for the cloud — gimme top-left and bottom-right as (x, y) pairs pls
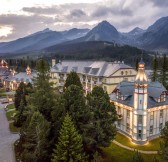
(1, 0), (168, 41)
(151, 0), (168, 7)
(92, 6), (132, 17)
(23, 6), (59, 15)
(70, 9), (86, 17)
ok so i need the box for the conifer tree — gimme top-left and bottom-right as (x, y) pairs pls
(87, 86), (117, 154)
(20, 111), (50, 162)
(14, 82), (27, 110)
(161, 54), (168, 87)
(64, 71), (83, 90)
(14, 95), (28, 127)
(30, 59), (56, 121)
(52, 113), (86, 162)
(131, 151), (144, 162)
(152, 55), (158, 82)
(135, 58), (139, 71)
(159, 121), (168, 161)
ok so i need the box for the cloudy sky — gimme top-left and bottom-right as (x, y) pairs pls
(0, 0), (168, 41)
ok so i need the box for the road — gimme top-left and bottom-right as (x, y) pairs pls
(0, 99), (19, 162)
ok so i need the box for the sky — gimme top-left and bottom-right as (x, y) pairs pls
(0, 0), (168, 41)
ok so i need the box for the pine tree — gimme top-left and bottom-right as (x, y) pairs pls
(63, 85), (92, 139)
(161, 54), (168, 87)
(152, 55), (158, 82)
(87, 86), (117, 154)
(131, 151), (144, 162)
(30, 59), (56, 121)
(135, 58), (139, 71)
(159, 122), (168, 161)
(14, 95), (28, 127)
(52, 113), (86, 162)
(20, 111), (50, 162)
(14, 82), (27, 110)
(64, 71), (83, 90)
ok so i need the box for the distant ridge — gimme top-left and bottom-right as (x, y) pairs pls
(1, 16), (168, 54)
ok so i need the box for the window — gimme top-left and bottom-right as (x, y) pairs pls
(127, 110), (130, 118)
(130, 71), (132, 75)
(118, 107), (121, 114)
(124, 78), (128, 81)
(159, 123), (163, 131)
(160, 93), (165, 102)
(121, 71), (124, 75)
(125, 71), (128, 75)
(138, 128), (142, 139)
(118, 121), (121, 127)
(150, 112), (154, 120)
(138, 115), (143, 125)
(140, 100), (142, 104)
(160, 110), (163, 118)
(126, 123), (130, 133)
(150, 125), (153, 134)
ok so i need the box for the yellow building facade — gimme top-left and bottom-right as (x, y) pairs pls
(50, 60), (137, 94)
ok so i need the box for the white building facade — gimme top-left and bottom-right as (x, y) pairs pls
(111, 59), (168, 144)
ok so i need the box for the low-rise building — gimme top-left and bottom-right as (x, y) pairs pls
(3, 66), (36, 90)
(110, 59), (168, 144)
(50, 60), (137, 94)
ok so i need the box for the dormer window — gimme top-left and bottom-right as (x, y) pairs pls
(160, 92), (166, 102)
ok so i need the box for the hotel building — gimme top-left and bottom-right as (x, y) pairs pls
(50, 60), (137, 94)
(110, 59), (168, 144)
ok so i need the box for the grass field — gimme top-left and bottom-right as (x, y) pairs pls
(102, 143), (161, 162)
(6, 104), (16, 121)
(9, 122), (20, 133)
(6, 103), (15, 110)
(115, 132), (162, 151)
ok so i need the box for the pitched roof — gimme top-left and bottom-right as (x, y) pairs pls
(50, 60), (134, 77)
(110, 81), (167, 108)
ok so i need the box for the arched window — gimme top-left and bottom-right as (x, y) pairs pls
(121, 71), (124, 75)
(125, 71), (128, 75)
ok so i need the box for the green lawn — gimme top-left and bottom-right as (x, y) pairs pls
(115, 132), (162, 151)
(9, 122), (20, 133)
(102, 143), (161, 162)
(6, 109), (17, 121)
(6, 103), (15, 110)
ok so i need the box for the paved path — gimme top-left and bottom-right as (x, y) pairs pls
(0, 99), (19, 162)
(113, 140), (158, 154)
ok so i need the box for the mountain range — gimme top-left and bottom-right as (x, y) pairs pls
(0, 16), (168, 54)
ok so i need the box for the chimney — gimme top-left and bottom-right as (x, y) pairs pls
(52, 59), (56, 67)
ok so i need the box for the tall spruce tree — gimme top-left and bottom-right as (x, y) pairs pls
(131, 151), (144, 162)
(152, 55), (158, 82)
(19, 111), (50, 162)
(14, 82), (27, 110)
(64, 71), (83, 90)
(14, 95), (28, 127)
(52, 113), (86, 162)
(159, 121), (168, 161)
(135, 58), (139, 71)
(87, 86), (117, 154)
(161, 54), (168, 87)
(63, 85), (91, 132)
(30, 59), (56, 121)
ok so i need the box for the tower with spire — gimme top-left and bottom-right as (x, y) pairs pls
(133, 58), (148, 143)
